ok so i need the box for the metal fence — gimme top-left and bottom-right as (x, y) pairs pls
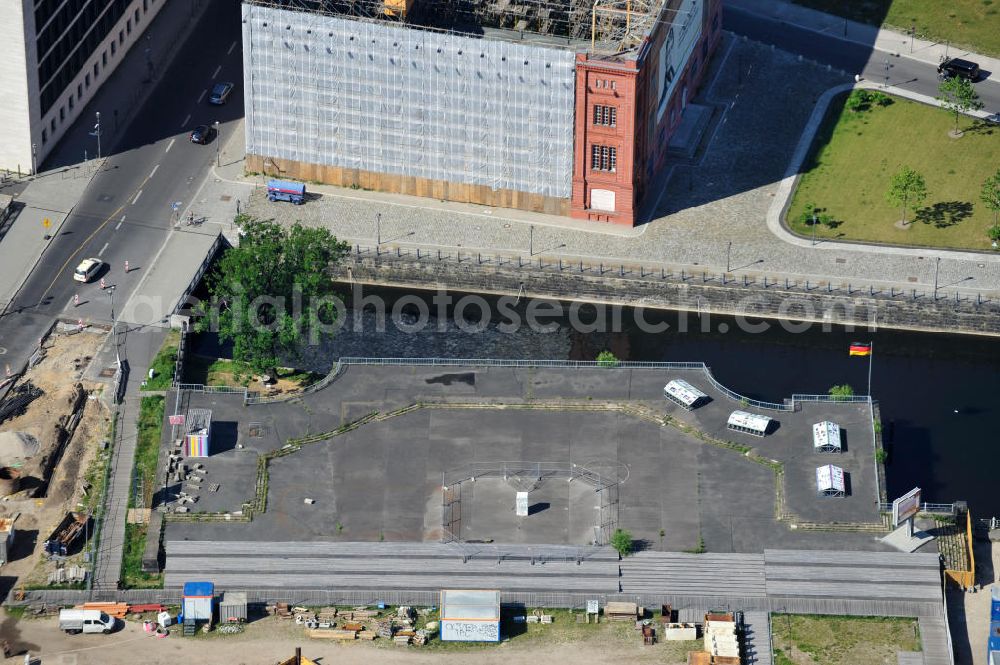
(351, 243), (999, 307)
(877, 502), (956, 515)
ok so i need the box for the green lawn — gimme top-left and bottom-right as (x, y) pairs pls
(145, 330), (180, 390)
(791, 0), (1000, 56)
(134, 396), (165, 509)
(772, 614), (920, 665)
(121, 522), (163, 589)
(787, 93), (999, 250)
(183, 354), (321, 389)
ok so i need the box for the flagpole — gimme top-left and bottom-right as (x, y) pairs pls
(867, 340), (873, 400)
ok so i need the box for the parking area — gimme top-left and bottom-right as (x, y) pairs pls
(163, 364), (894, 553)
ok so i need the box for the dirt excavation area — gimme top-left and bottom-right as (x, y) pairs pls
(0, 327), (111, 588)
(3, 613), (696, 665)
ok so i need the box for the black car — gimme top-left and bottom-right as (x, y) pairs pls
(209, 81), (234, 105)
(937, 57), (980, 81)
(189, 124), (212, 144)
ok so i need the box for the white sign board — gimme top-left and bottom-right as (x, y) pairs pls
(587, 599), (599, 614)
(516, 491), (529, 517)
(441, 620), (500, 642)
(590, 188), (616, 212)
(893, 487), (921, 526)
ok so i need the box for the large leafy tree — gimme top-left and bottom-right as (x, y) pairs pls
(197, 217), (349, 376)
(936, 76), (983, 134)
(886, 166), (927, 225)
(981, 169), (1000, 236)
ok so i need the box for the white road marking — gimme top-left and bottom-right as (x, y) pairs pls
(132, 190), (143, 205)
(181, 114), (191, 128)
(197, 89), (207, 103)
(211, 65), (221, 79)
(149, 164), (159, 178)
(115, 216), (125, 231)
(227, 41), (237, 55)
(165, 138), (176, 153)
(98, 242), (109, 257)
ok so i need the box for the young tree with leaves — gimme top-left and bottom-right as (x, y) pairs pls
(886, 166), (927, 225)
(981, 169), (1000, 238)
(936, 76), (984, 134)
(610, 528), (633, 558)
(196, 217), (349, 377)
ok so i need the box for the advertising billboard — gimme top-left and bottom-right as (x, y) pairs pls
(892, 487), (922, 526)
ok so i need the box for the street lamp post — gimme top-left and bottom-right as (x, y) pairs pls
(95, 112), (101, 159)
(529, 225), (535, 256)
(31, 143), (37, 176)
(811, 212), (818, 246)
(107, 285), (119, 364)
(214, 120), (220, 167)
(376, 212), (382, 246)
(726, 241), (732, 272)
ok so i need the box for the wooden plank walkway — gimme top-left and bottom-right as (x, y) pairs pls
(918, 615), (953, 665)
(743, 611), (773, 665)
(619, 552), (766, 597)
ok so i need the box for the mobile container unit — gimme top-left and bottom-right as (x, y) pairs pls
(439, 589), (500, 642)
(990, 619), (1000, 665)
(0, 515), (16, 565)
(182, 581), (215, 626)
(184, 409), (212, 458)
(220, 592), (248, 623)
(812, 421), (842, 453)
(663, 380), (708, 410)
(267, 180), (306, 204)
(816, 465), (847, 497)
(992, 586), (1000, 621)
(727, 410), (772, 437)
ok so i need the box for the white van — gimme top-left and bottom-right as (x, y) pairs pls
(58, 609), (116, 634)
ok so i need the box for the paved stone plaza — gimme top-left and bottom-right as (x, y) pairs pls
(239, 36), (1000, 298)
(164, 363), (903, 554)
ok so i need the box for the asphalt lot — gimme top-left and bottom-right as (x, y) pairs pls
(164, 364), (896, 553)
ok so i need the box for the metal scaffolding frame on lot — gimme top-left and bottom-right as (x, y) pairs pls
(442, 461), (622, 546)
(244, 0), (667, 55)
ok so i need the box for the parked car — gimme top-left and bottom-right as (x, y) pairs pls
(59, 609), (116, 635)
(73, 258), (103, 283)
(209, 81), (234, 105)
(937, 57), (980, 81)
(266, 179), (306, 204)
(189, 124), (213, 144)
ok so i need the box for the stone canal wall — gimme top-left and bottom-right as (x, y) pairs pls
(332, 251), (1000, 337)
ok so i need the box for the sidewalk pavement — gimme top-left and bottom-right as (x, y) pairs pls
(727, 0), (1000, 80)
(0, 164), (99, 313)
(235, 37), (1000, 299)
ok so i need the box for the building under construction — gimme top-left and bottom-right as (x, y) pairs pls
(242, 0), (722, 226)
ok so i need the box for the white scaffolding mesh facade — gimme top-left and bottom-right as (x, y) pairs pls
(242, 4), (577, 198)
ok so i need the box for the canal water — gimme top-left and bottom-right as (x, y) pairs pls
(191, 284), (1000, 516)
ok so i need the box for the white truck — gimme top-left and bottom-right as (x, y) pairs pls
(58, 609), (116, 635)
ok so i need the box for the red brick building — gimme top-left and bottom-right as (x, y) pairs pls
(244, 0), (723, 228)
(572, 0), (723, 226)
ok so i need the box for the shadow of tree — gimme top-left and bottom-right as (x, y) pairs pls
(963, 119), (997, 136)
(914, 201), (974, 229)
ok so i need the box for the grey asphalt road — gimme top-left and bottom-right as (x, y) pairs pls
(724, 5), (1000, 112)
(0, 0), (243, 375)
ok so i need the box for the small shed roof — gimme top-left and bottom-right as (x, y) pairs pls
(186, 409), (212, 434)
(812, 421), (842, 451)
(727, 410), (772, 433)
(816, 465), (846, 493)
(664, 379), (707, 407)
(183, 581), (215, 597)
(440, 589), (500, 620)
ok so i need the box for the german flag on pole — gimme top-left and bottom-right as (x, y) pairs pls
(849, 342), (872, 356)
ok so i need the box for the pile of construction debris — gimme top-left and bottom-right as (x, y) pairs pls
(0, 382), (44, 425)
(269, 604), (438, 645)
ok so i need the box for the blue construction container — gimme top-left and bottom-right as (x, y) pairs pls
(182, 581), (215, 624)
(992, 586), (1000, 621)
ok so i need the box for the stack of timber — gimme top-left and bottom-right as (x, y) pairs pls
(606, 601), (639, 621)
(77, 602), (128, 619)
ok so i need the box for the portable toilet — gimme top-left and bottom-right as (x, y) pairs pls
(182, 581), (215, 625)
(992, 586), (1000, 621)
